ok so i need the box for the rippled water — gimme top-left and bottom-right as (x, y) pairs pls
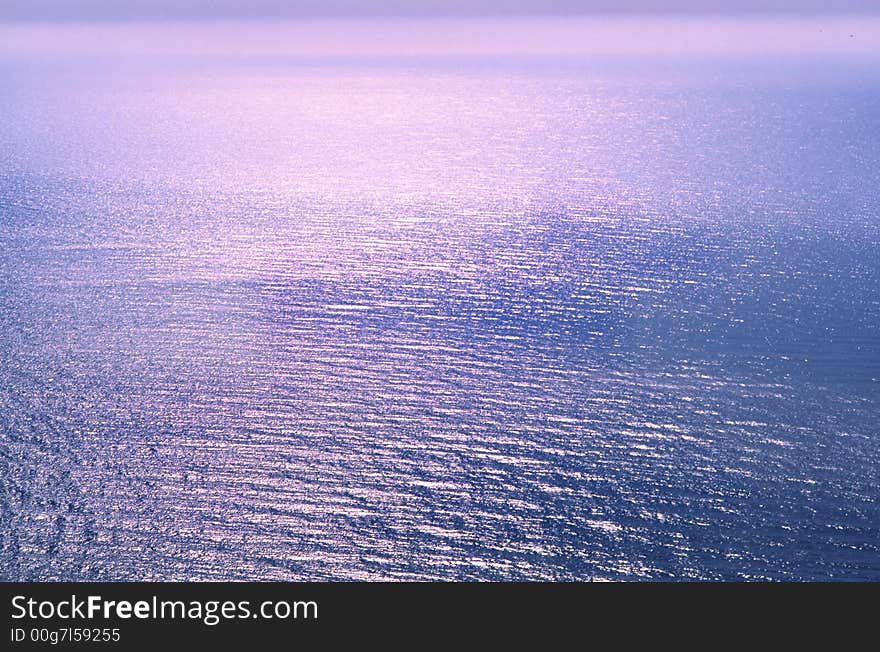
(1, 55), (879, 580)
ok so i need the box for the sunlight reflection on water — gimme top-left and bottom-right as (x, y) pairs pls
(1, 44), (879, 580)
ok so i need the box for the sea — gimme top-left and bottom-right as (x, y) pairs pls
(1, 34), (879, 580)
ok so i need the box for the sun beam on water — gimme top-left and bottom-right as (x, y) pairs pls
(1, 16), (879, 580)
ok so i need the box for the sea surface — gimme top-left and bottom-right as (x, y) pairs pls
(1, 52), (879, 580)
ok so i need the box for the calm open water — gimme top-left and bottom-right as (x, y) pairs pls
(1, 54), (879, 580)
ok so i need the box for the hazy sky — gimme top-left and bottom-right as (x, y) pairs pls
(1, 0), (878, 22)
(3, 16), (878, 59)
(3, 2), (878, 59)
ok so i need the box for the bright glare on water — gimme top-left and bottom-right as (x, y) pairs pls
(1, 29), (879, 579)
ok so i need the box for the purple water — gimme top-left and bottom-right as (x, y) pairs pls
(1, 39), (879, 580)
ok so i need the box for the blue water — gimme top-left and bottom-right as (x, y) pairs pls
(1, 55), (879, 580)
